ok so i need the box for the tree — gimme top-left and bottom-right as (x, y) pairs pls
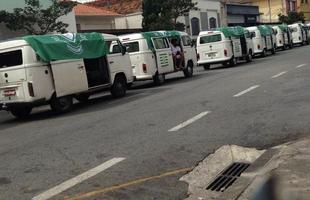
(142, 0), (196, 31)
(278, 11), (305, 24)
(0, 0), (76, 35)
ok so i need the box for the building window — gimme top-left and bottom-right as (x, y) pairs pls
(287, 0), (297, 12)
(191, 17), (200, 36)
(209, 17), (217, 29)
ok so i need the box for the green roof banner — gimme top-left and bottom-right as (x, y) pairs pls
(23, 33), (109, 62)
(278, 24), (288, 32)
(216, 26), (245, 38)
(258, 25), (273, 36)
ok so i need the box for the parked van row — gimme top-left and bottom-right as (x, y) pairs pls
(0, 31), (197, 118)
(196, 23), (310, 70)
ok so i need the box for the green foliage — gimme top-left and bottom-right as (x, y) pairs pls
(142, 0), (196, 31)
(278, 11), (305, 24)
(0, 0), (76, 35)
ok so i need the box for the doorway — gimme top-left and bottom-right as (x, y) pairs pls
(84, 57), (110, 88)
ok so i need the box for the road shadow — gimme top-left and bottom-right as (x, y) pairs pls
(0, 88), (169, 127)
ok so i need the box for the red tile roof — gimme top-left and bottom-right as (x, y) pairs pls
(74, 4), (121, 16)
(86, 0), (142, 14)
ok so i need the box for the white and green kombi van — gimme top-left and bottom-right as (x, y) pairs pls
(273, 24), (293, 50)
(0, 33), (133, 118)
(196, 26), (254, 70)
(246, 25), (276, 57)
(289, 23), (308, 45)
(119, 31), (197, 85)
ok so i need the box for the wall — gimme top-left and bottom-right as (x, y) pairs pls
(115, 12), (143, 30)
(76, 16), (115, 31)
(251, 0), (286, 23)
(298, 0), (310, 22)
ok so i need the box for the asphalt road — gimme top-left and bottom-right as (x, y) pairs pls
(1, 45), (310, 200)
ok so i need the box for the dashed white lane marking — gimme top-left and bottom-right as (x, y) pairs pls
(233, 85), (260, 97)
(296, 64), (307, 69)
(271, 71), (288, 79)
(169, 111), (211, 132)
(32, 157), (126, 200)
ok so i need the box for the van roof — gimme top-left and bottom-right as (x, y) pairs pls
(198, 31), (222, 36)
(0, 39), (29, 50)
(119, 31), (188, 41)
(102, 33), (119, 41)
(246, 26), (259, 31)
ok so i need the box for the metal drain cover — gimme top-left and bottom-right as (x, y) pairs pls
(206, 162), (250, 192)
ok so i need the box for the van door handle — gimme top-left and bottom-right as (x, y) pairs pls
(109, 61), (114, 64)
(78, 66), (84, 70)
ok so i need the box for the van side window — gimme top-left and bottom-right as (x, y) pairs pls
(0, 50), (23, 68)
(200, 34), (222, 44)
(123, 42), (139, 53)
(107, 40), (122, 54)
(153, 38), (169, 49)
(182, 36), (192, 46)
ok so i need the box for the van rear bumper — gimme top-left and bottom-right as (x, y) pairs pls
(0, 98), (46, 111)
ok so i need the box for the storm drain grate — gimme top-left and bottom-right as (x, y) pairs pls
(206, 162), (250, 192)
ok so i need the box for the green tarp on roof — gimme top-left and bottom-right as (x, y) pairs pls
(23, 33), (109, 62)
(216, 26), (245, 38)
(257, 25), (273, 36)
(141, 31), (181, 51)
(278, 24), (288, 32)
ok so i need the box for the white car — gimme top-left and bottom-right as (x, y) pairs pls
(119, 31), (197, 85)
(0, 33), (134, 118)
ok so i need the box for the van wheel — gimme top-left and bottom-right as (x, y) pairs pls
(10, 107), (32, 119)
(50, 96), (73, 113)
(183, 62), (194, 78)
(203, 64), (210, 70)
(271, 47), (276, 55)
(261, 49), (267, 57)
(246, 53), (253, 63)
(75, 94), (90, 102)
(111, 75), (127, 98)
(229, 57), (237, 67)
(153, 72), (165, 85)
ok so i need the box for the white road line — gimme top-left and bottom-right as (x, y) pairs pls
(32, 157), (126, 200)
(169, 111), (211, 132)
(271, 71), (288, 79)
(296, 64), (307, 69)
(233, 85), (260, 97)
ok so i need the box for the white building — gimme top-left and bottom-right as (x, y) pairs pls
(0, 0), (77, 40)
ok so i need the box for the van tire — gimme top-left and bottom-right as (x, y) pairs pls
(183, 61), (194, 78)
(50, 96), (73, 113)
(229, 57), (237, 67)
(261, 49), (267, 57)
(271, 47), (276, 55)
(111, 75), (127, 98)
(10, 106), (32, 119)
(75, 94), (90, 102)
(203, 64), (210, 70)
(246, 53), (253, 63)
(153, 72), (165, 85)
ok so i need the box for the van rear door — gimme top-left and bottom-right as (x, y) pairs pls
(198, 33), (225, 61)
(50, 60), (88, 97)
(151, 37), (174, 74)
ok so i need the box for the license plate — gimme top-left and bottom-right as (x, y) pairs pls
(207, 53), (216, 57)
(3, 90), (16, 97)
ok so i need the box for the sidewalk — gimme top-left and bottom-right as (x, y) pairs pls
(181, 136), (310, 200)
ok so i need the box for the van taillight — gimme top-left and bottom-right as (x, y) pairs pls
(142, 64), (147, 73)
(224, 49), (228, 57)
(197, 53), (200, 60)
(299, 37), (301, 40)
(28, 82), (34, 97)
(257, 44), (261, 49)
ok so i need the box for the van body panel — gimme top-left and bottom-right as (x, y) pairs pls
(289, 24), (304, 44)
(50, 60), (89, 97)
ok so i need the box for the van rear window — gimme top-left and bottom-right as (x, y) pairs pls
(0, 50), (23, 68)
(124, 42), (139, 53)
(200, 34), (222, 44)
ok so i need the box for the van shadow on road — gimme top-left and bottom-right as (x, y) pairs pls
(0, 88), (169, 128)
